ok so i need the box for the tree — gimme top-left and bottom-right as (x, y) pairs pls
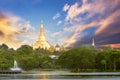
(0, 44), (9, 50)
(96, 47), (120, 71)
(109, 50), (120, 71)
(33, 47), (50, 54)
(16, 45), (33, 55)
(17, 54), (38, 70)
(41, 56), (55, 68)
(0, 45), (14, 70)
(57, 46), (96, 72)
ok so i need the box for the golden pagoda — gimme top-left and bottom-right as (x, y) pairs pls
(33, 22), (51, 50)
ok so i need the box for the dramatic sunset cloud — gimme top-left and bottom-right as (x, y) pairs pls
(0, 12), (37, 49)
(62, 21), (99, 47)
(95, 10), (120, 35)
(109, 44), (120, 49)
(62, 0), (120, 48)
(65, 0), (120, 21)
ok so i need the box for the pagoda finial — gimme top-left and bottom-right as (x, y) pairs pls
(40, 20), (44, 28)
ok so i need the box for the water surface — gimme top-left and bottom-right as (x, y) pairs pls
(0, 71), (120, 80)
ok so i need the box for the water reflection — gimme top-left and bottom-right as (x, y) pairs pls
(0, 71), (120, 80)
(40, 74), (48, 80)
(33, 72), (50, 80)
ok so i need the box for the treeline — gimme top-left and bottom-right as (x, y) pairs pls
(57, 46), (120, 72)
(0, 44), (120, 72)
(0, 44), (57, 70)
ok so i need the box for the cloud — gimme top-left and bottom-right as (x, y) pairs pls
(51, 31), (61, 38)
(64, 11), (120, 48)
(65, 0), (120, 21)
(62, 0), (120, 48)
(0, 12), (37, 49)
(57, 21), (62, 26)
(62, 21), (99, 47)
(63, 3), (70, 11)
(52, 13), (60, 20)
(93, 10), (120, 48)
(107, 44), (120, 49)
(95, 10), (120, 35)
(65, 3), (81, 21)
(71, 31), (120, 48)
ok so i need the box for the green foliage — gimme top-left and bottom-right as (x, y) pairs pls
(41, 56), (56, 68)
(0, 44), (55, 70)
(0, 44), (15, 70)
(0, 44), (9, 50)
(58, 46), (120, 72)
(33, 47), (50, 54)
(96, 48), (120, 71)
(15, 46), (55, 70)
(16, 45), (33, 55)
(57, 46), (96, 71)
(0, 43), (120, 72)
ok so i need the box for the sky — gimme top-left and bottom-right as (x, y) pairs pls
(0, 0), (120, 49)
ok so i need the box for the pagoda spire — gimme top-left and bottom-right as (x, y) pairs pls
(38, 21), (46, 42)
(40, 21), (44, 36)
(92, 37), (95, 47)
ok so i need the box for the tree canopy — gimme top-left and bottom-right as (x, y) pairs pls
(0, 44), (120, 72)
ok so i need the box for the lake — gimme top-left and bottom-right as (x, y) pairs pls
(0, 71), (120, 80)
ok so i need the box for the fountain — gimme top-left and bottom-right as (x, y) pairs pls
(10, 60), (22, 71)
(0, 60), (22, 74)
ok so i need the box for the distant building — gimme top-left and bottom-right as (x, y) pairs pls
(55, 44), (60, 51)
(55, 44), (65, 51)
(49, 45), (55, 52)
(92, 37), (95, 47)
